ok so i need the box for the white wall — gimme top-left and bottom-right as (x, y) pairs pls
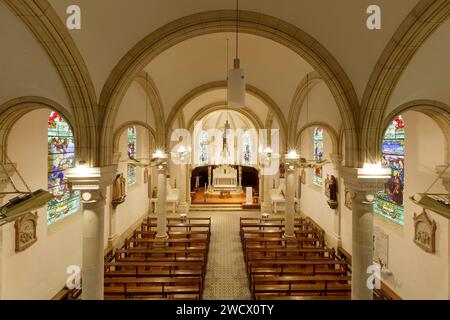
(112, 126), (151, 239)
(299, 127), (337, 244)
(340, 111), (448, 300)
(1, 109), (83, 300)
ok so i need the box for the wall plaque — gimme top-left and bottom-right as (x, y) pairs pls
(413, 210), (436, 253)
(14, 212), (38, 252)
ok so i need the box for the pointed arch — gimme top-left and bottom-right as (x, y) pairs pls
(361, 0), (450, 163)
(4, 0), (98, 165)
(98, 10), (359, 167)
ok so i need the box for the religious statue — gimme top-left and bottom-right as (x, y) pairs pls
(152, 186), (158, 199)
(144, 167), (149, 184)
(279, 163), (286, 178)
(327, 175), (338, 209)
(111, 173), (126, 209)
(324, 174), (331, 198)
(301, 169), (306, 184)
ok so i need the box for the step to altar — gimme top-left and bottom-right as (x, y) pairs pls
(189, 203), (244, 211)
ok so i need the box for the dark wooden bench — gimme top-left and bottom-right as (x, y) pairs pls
(115, 248), (208, 264)
(105, 261), (205, 278)
(248, 259), (348, 277)
(104, 276), (202, 299)
(245, 247), (335, 263)
(251, 274), (351, 298)
(124, 238), (209, 251)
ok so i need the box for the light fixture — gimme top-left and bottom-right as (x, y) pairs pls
(357, 163), (391, 179)
(152, 150), (167, 160)
(227, 0), (245, 108)
(286, 150), (300, 161)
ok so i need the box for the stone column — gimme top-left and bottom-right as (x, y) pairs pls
(436, 165), (450, 300)
(330, 153), (343, 248)
(341, 167), (388, 300)
(207, 166), (212, 192)
(261, 172), (272, 213)
(178, 164), (188, 214)
(156, 165), (168, 239)
(66, 166), (116, 300)
(284, 165), (296, 241)
(108, 153), (120, 248)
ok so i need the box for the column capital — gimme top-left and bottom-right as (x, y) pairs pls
(341, 166), (389, 196)
(66, 165), (117, 204)
(329, 153), (343, 170)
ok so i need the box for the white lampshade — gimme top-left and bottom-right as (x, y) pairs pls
(228, 58), (246, 107)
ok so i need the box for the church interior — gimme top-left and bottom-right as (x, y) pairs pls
(0, 0), (449, 301)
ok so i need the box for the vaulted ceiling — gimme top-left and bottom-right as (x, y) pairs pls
(48, 0), (419, 102)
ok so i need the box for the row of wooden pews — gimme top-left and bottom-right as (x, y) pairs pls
(104, 216), (211, 300)
(240, 216), (351, 300)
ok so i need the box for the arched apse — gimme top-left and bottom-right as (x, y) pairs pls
(98, 10), (359, 167)
(165, 82), (286, 148)
(361, 0), (450, 163)
(381, 100), (450, 164)
(4, 0), (98, 166)
(0, 96), (76, 163)
(186, 103), (264, 134)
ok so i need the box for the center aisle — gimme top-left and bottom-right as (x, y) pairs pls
(189, 210), (259, 300)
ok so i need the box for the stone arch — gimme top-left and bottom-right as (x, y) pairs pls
(0, 96), (76, 163)
(4, 0), (98, 166)
(134, 72), (166, 148)
(296, 122), (340, 156)
(165, 81), (286, 147)
(98, 10), (359, 167)
(361, 0), (450, 162)
(287, 71), (322, 148)
(113, 121), (156, 156)
(381, 100), (450, 163)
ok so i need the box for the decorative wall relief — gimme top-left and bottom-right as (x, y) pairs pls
(324, 174), (331, 198)
(14, 212), (38, 252)
(344, 187), (353, 210)
(413, 210), (436, 253)
(144, 167), (149, 184)
(112, 173), (126, 209)
(373, 226), (391, 274)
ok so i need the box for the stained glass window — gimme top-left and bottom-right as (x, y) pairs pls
(199, 131), (209, 165)
(127, 126), (137, 186)
(374, 116), (405, 225)
(313, 127), (324, 187)
(243, 131), (252, 166)
(47, 111), (80, 224)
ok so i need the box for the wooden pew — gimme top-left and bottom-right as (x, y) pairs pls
(141, 223), (211, 232)
(251, 274), (352, 298)
(115, 248), (208, 264)
(133, 230), (210, 241)
(245, 247), (335, 263)
(248, 259), (348, 277)
(104, 276), (202, 299)
(105, 261), (205, 278)
(124, 238), (209, 251)
(243, 237), (325, 255)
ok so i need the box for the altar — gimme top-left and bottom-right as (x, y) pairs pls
(212, 165), (238, 191)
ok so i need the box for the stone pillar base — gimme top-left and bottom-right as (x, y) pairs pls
(283, 234), (297, 248)
(261, 203), (273, 214)
(177, 202), (189, 214)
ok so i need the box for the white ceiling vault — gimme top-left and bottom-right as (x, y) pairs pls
(48, 0), (419, 103)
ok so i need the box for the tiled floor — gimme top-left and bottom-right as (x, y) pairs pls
(188, 210), (260, 300)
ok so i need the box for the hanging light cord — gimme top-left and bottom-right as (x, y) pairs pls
(236, 0), (239, 60)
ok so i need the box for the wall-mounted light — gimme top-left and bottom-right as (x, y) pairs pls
(357, 163), (390, 179)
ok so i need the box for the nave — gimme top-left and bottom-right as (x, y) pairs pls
(101, 210), (358, 301)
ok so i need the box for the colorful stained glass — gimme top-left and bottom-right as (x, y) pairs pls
(374, 116), (405, 225)
(127, 126), (137, 186)
(47, 111), (80, 224)
(313, 127), (324, 187)
(199, 131), (209, 165)
(243, 131), (252, 166)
